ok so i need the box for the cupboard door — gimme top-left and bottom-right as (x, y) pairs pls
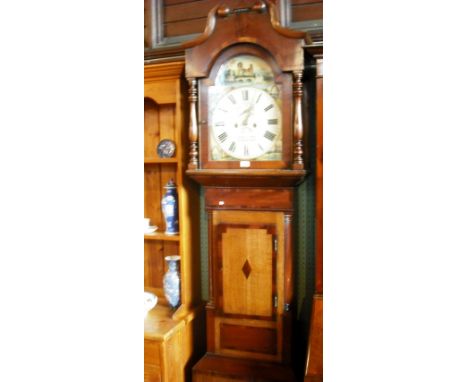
(211, 211), (285, 362)
(216, 223), (277, 319)
(144, 340), (162, 382)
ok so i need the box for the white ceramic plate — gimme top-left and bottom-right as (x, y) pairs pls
(144, 291), (158, 316)
(144, 225), (158, 234)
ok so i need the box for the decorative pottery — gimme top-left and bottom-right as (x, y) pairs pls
(163, 255), (181, 308)
(157, 139), (176, 158)
(161, 179), (179, 235)
(144, 291), (158, 317)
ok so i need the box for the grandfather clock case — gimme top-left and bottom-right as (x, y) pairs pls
(184, 1), (310, 380)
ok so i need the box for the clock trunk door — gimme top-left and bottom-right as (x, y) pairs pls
(212, 211), (285, 362)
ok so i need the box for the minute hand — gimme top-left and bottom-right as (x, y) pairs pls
(239, 104), (254, 125)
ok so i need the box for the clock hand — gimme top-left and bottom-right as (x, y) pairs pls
(239, 104), (253, 117)
(240, 104), (255, 125)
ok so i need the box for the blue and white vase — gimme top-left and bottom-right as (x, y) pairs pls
(161, 179), (179, 235)
(163, 255), (181, 308)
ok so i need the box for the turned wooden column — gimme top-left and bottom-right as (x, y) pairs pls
(292, 70), (304, 170)
(188, 77), (199, 169)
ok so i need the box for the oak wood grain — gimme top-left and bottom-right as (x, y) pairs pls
(145, 61), (203, 382)
(220, 225), (274, 317)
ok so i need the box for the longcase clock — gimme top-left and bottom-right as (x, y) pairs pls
(183, 1), (310, 380)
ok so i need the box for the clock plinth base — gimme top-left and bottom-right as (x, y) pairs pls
(193, 354), (297, 382)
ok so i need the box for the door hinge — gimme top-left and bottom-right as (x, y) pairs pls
(273, 237), (278, 253)
(274, 295), (278, 308)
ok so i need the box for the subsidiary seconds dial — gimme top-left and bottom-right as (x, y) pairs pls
(211, 87), (281, 160)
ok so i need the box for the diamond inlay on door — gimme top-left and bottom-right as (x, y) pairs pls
(242, 260), (252, 279)
(219, 225), (275, 317)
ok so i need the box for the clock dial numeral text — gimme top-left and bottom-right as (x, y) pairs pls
(218, 132), (228, 143)
(229, 142), (236, 153)
(212, 87), (281, 160)
(264, 131), (276, 141)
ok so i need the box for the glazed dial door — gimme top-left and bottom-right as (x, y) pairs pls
(211, 87), (281, 160)
(207, 54), (283, 163)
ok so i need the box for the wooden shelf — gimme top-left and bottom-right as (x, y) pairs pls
(144, 158), (178, 164)
(144, 232), (180, 241)
(145, 302), (184, 341)
(144, 61), (202, 382)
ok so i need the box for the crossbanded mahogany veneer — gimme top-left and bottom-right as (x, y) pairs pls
(183, 1), (312, 380)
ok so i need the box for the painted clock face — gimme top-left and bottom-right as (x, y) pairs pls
(211, 87), (281, 160)
(208, 54), (282, 162)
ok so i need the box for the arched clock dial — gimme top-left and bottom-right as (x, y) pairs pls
(211, 87), (281, 160)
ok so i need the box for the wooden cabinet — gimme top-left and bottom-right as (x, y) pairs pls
(205, 189), (294, 363)
(144, 61), (202, 382)
(193, 188), (296, 381)
(145, 305), (200, 382)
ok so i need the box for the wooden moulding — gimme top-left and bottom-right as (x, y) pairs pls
(186, 169), (307, 187)
(144, 60), (184, 81)
(183, 0), (305, 78)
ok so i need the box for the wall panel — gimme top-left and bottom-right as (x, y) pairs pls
(291, 2), (323, 22)
(145, 0), (323, 51)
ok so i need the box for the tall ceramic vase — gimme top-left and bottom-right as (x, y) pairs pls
(163, 255), (181, 308)
(161, 179), (179, 235)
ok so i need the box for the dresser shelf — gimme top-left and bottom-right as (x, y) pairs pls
(144, 61), (202, 382)
(144, 232), (180, 242)
(144, 158), (178, 164)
